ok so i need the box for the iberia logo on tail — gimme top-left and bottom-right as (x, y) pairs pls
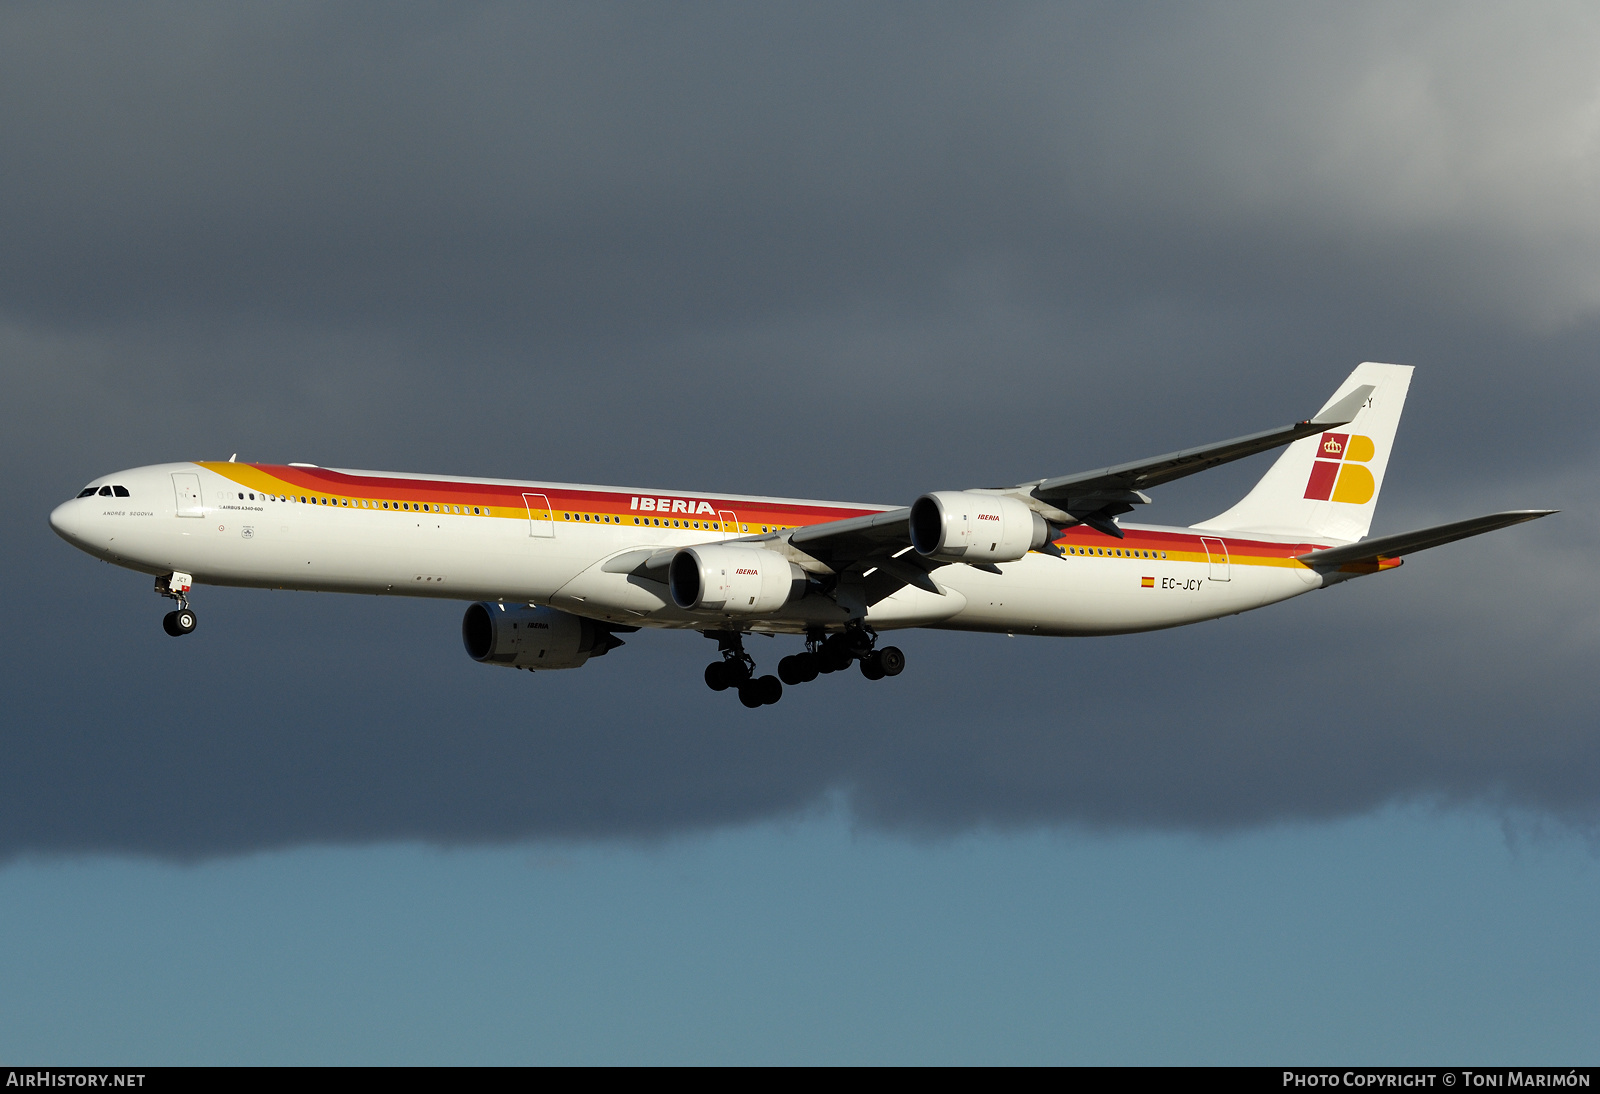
(1304, 433), (1376, 504)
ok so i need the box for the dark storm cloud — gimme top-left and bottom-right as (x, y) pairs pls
(2, 3), (1597, 856)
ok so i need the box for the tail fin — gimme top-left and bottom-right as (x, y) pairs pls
(1192, 362), (1414, 543)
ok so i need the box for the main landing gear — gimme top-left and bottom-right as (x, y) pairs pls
(703, 631), (782, 708)
(156, 572), (197, 637)
(779, 626), (904, 685)
(704, 625), (905, 708)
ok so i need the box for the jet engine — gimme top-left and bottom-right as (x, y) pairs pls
(668, 544), (809, 614)
(461, 602), (624, 670)
(909, 490), (1050, 563)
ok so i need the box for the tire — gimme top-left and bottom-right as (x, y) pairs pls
(175, 609), (196, 634)
(797, 652), (820, 683)
(877, 645), (905, 677)
(859, 653), (886, 681)
(737, 683), (763, 708)
(778, 655), (805, 686)
(725, 659), (752, 686)
(819, 637), (852, 673)
(162, 611), (181, 637)
(756, 675), (782, 705)
(705, 662), (731, 691)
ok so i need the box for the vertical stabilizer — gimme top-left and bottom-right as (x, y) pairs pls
(1192, 362), (1413, 543)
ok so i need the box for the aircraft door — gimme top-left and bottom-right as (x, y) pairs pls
(172, 473), (203, 518)
(523, 493), (554, 538)
(719, 510), (740, 539)
(1201, 537), (1231, 581)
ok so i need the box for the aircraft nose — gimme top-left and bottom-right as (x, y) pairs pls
(49, 500), (87, 545)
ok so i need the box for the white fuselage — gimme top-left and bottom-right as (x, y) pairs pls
(50, 461), (1334, 638)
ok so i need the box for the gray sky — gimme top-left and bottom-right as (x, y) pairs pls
(3, 2), (1596, 857)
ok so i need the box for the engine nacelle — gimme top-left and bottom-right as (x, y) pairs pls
(909, 490), (1049, 563)
(668, 544), (808, 614)
(461, 602), (621, 670)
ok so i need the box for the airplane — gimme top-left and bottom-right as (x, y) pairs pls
(49, 362), (1553, 708)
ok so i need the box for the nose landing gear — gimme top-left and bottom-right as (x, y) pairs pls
(156, 572), (197, 637)
(162, 608), (197, 636)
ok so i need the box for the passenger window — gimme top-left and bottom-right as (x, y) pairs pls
(113, 485), (130, 497)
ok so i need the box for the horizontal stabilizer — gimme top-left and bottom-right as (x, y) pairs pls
(1297, 510), (1557, 568)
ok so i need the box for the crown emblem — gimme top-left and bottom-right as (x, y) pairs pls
(1322, 437), (1343, 455)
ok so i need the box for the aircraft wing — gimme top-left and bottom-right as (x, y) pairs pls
(1296, 510), (1557, 569)
(770, 384), (1377, 578)
(1017, 385), (1374, 525)
(780, 507), (941, 587)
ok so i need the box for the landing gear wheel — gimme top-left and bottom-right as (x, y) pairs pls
(705, 662), (732, 691)
(163, 609), (197, 637)
(779, 655), (815, 686)
(818, 636), (852, 673)
(859, 652), (886, 680)
(877, 645), (905, 677)
(738, 675), (783, 707)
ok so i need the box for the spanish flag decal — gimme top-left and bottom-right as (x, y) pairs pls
(1141, 576), (1155, 588)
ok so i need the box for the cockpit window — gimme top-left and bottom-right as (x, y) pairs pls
(77, 487), (97, 498)
(98, 485), (113, 496)
(113, 485), (130, 497)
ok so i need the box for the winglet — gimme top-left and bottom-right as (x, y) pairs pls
(1308, 384), (1374, 428)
